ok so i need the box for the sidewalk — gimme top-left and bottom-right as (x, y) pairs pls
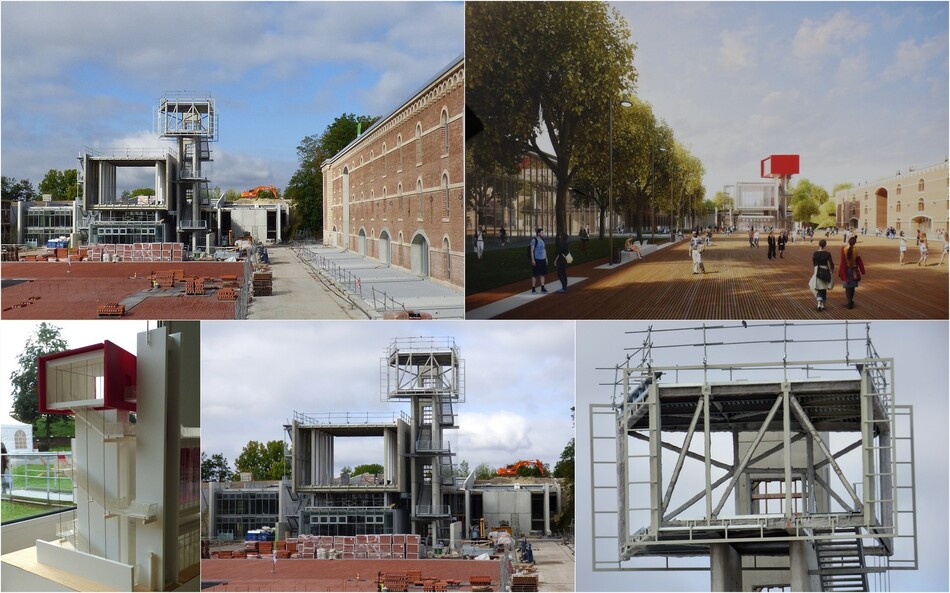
(3, 487), (74, 504)
(296, 244), (465, 319)
(246, 245), (365, 319)
(467, 234), (949, 319)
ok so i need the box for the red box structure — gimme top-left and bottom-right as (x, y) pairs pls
(761, 154), (800, 178)
(38, 341), (137, 414)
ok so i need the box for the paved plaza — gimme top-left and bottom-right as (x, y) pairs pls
(466, 234), (949, 319)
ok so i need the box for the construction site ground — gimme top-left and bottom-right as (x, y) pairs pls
(466, 233), (949, 319)
(201, 557), (504, 592)
(1, 261), (245, 319)
(524, 537), (574, 592)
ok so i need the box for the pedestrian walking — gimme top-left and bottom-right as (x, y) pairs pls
(767, 231), (777, 260)
(753, 229), (760, 248)
(689, 230), (705, 274)
(474, 226), (486, 260)
(838, 235), (865, 309)
(579, 225), (590, 251)
(749, 228), (755, 247)
(778, 230), (787, 257)
(940, 232), (948, 266)
(898, 232), (907, 265)
(809, 239), (835, 311)
(529, 227), (548, 293)
(917, 232), (929, 267)
(499, 226), (507, 246)
(554, 232), (571, 293)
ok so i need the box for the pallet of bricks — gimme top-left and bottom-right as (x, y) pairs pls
(278, 534), (422, 560)
(252, 267), (272, 296)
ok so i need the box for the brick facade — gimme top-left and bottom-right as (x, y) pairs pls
(323, 57), (464, 289)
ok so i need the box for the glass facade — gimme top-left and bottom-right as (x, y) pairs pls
(212, 489), (279, 539)
(303, 508), (395, 536)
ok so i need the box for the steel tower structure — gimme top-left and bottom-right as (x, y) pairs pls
(589, 322), (917, 592)
(382, 337), (465, 543)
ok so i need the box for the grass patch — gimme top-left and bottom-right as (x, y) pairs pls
(466, 237), (631, 294)
(10, 464), (72, 493)
(1, 499), (71, 523)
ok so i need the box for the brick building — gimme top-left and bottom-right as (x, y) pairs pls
(322, 56), (464, 289)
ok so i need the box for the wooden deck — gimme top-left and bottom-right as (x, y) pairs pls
(467, 234), (948, 319)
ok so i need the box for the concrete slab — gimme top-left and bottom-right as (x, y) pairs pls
(529, 538), (575, 592)
(466, 277), (589, 319)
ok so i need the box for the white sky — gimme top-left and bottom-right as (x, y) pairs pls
(1, 1), (463, 194)
(200, 320), (575, 476)
(609, 2), (948, 197)
(575, 320), (948, 592)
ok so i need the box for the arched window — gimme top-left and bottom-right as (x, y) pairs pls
(896, 184), (902, 196)
(442, 173), (450, 216)
(397, 134), (403, 172)
(382, 143), (387, 176)
(918, 198), (925, 211)
(918, 178), (925, 192)
(896, 201), (901, 213)
(14, 429), (27, 449)
(416, 123), (423, 165)
(440, 109), (449, 154)
(416, 178), (423, 217)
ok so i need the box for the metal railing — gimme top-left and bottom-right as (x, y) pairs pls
(2, 452), (76, 513)
(293, 410), (411, 426)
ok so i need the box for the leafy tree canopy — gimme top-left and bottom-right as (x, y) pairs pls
(285, 113), (379, 237)
(553, 437), (575, 533)
(467, 1), (638, 237)
(201, 452), (234, 482)
(234, 440), (287, 481)
(474, 462), (496, 480)
(2, 176), (37, 201)
(352, 463), (384, 476)
(38, 169), (81, 201)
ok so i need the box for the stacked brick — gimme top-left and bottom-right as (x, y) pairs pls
(252, 269), (272, 296)
(86, 242), (185, 262)
(281, 534), (422, 560)
(185, 277), (206, 295)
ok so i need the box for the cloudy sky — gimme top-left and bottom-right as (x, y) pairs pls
(611, 2), (948, 197)
(576, 320), (948, 592)
(1, 1), (462, 195)
(201, 320), (575, 477)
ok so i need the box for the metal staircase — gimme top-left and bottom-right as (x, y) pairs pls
(814, 528), (869, 592)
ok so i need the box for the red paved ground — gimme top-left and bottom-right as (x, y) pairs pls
(467, 235), (949, 319)
(1, 261), (246, 320)
(201, 558), (502, 592)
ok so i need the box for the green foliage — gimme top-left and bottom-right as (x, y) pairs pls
(38, 169), (81, 200)
(454, 459), (471, 478)
(234, 440), (287, 481)
(2, 500), (73, 523)
(467, 1), (638, 237)
(515, 462), (549, 478)
(285, 113), (379, 237)
(9, 324), (69, 450)
(711, 191), (734, 211)
(831, 182), (854, 196)
(256, 189), (277, 200)
(223, 189), (242, 202)
(130, 187), (155, 198)
(341, 465), (352, 475)
(466, 237), (613, 294)
(474, 462), (496, 480)
(201, 452), (234, 482)
(790, 179), (831, 225)
(2, 176), (37, 201)
(815, 199), (838, 229)
(352, 463), (384, 476)
(553, 437), (575, 533)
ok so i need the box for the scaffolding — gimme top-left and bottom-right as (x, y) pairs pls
(589, 322), (917, 592)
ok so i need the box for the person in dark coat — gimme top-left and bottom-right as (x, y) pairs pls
(778, 231), (787, 258)
(554, 232), (570, 293)
(767, 231), (777, 259)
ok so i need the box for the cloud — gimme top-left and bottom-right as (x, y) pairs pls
(882, 36), (948, 81)
(793, 10), (870, 59)
(719, 29), (755, 71)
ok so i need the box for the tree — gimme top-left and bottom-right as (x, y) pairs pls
(201, 452), (234, 482)
(285, 113), (379, 238)
(2, 176), (37, 201)
(130, 187), (155, 198)
(552, 437), (575, 533)
(474, 462), (496, 480)
(515, 462), (549, 478)
(234, 440), (287, 481)
(38, 169), (81, 201)
(352, 463), (384, 476)
(815, 199), (837, 229)
(467, 1), (638, 239)
(789, 179), (830, 226)
(9, 323), (69, 450)
(454, 459), (471, 478)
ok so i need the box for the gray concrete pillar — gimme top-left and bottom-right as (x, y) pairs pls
(710, 543), (743, 592)
(543, 483), (551, 536)
(789, 540), (821, 592)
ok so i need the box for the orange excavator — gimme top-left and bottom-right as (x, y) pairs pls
(241, 185), (280, 199)
(496, 459), (546, 477)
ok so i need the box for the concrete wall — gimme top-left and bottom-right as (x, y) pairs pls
(481, 490), (532, 537)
